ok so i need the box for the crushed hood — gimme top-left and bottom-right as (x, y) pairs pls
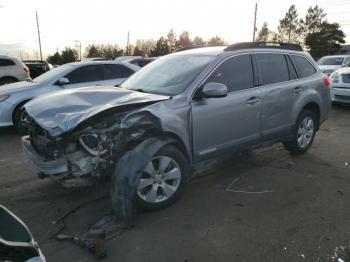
(0, 81), (41, 95)
(25, 86), (169, 137)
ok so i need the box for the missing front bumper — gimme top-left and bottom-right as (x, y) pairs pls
(22, 136), (68, 176)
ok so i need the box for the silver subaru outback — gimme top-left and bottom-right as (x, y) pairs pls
(22, 43), (331, 218)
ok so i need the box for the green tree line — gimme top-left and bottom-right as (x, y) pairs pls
(47, 31), (225, 65)
(256, 5), (345, 59)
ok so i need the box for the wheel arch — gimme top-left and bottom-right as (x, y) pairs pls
(122, 129), (192, 167)
(12, 99), (32, 124)
(0, 76), (18, 82)
(299, 101), (321, 130)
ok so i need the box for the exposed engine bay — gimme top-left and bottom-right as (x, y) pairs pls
(23, 108), (162, 187)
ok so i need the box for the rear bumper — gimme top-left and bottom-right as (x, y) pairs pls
(331, 87), (350, 104)
(22, 136), (68, 175)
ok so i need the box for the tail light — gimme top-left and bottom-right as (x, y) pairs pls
(323, 76), (331, 87)
(23, 66), (30, 74)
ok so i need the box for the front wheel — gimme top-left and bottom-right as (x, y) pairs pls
(283, 110), (317, 155)
(13, 105), (30, 132)
(135, 145), (189, 211)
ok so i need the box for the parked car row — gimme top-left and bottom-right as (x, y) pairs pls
(316, 54), (350, 104)
(0, 60), (140, 129)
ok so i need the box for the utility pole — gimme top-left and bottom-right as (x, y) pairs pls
(36, 11), (43, 61)
(252, 3), (258, 42)
(126, 31), (130, 55)
(74, 40), (82, 61)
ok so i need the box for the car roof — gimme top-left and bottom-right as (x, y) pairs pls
(172, 46), (226, 56)
(172, 44), (306, 57)
(0, 54), (15, 60)
(66, 60), (141, 71)
(320, 55), (350, 59)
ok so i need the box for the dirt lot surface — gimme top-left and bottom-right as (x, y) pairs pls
(0, 105), (350, 262)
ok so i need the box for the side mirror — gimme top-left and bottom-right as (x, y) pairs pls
(0, 205), (44, 261)
(201, 82), (228, 98)
(57, 77), (69, 85)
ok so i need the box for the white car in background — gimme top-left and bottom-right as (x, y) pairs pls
(0, 60), (139, 129)
(330, 67), (350, 104)
(317, 55), (350, 76)
(0, 55), (30, 85)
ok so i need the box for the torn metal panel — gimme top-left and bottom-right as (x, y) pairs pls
(24, 86), (169, 137)
(111, 137), (173, 226)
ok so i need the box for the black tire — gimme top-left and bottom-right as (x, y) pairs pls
(283, 110), (317, 155)
(135, 145), (190, 211)
(13, 104), (29, 133)
(0, 77), (17, 86)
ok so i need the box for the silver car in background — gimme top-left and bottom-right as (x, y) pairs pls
(0, 60), (139, 129)
(330, 67), (350, 104)
(317, 55), (350, 76)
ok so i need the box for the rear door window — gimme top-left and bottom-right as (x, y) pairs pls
(205, 54), (254, 92)
(65, 65), (103, 84)
(255, 53), (289, 85)
(103, 64), (134, 80)
(290, 55), (317, 78)
(0, 59), (15, 67)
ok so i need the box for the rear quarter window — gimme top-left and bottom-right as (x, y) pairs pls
(290, 55), (317, 78)
(104, 64), (134, 79)
(0, 59), (16, 67)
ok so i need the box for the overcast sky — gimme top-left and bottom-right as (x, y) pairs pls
(1, 0), (350, 58)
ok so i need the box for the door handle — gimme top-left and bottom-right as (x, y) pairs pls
(294, 86), (302, 94)
(246, 96), (261, 105)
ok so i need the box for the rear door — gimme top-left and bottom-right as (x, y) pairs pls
(63, 65), (104, 89)
(255, 52), (300, 139)
(191, 54), (262, 161)
(103, 64), (135, 86)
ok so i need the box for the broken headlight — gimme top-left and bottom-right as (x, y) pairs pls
(79, 133), (109, 156)
(77, 113), (125, 157)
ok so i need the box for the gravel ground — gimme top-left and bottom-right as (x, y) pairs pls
(0, 105), (349, 262)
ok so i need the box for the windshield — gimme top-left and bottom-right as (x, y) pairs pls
(317, 57), (344, 66)
(121, 54), (215, 95)
(33, 64), (74, 83)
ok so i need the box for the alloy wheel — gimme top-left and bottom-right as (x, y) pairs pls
(297, 116), (314, 148)
(137, 156), (181, 203)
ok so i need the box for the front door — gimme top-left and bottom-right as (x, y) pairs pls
(191, 54), (262, 161)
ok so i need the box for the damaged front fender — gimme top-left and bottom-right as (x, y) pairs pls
(111, 137), (175, 226)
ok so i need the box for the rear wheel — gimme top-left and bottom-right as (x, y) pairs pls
(135, 145), (189, 211)
(283, 110), (317, 154)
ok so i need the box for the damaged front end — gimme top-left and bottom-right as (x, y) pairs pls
(22, 109), (161, 187)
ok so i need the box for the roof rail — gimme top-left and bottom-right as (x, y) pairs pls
(224, 42), (303, 52)
(174, 45), (206, 52)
